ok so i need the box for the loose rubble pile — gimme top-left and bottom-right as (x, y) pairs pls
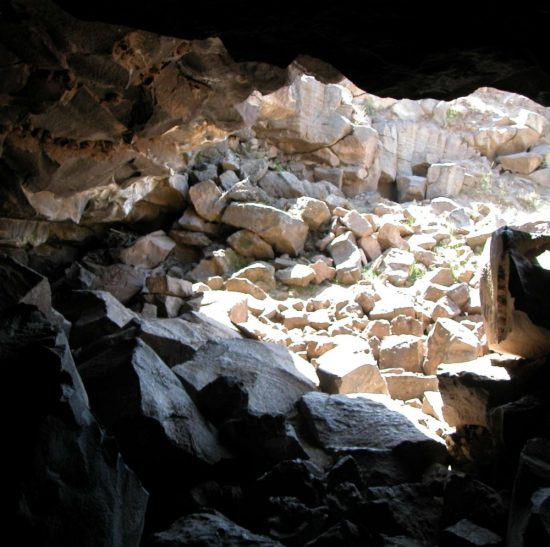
(3, 1), (550, 545)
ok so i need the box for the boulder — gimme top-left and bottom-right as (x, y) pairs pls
(188, 180), (225, 221)
(173, 339), (318, 416)
(3, 307), (148, 547)
(426, 163), (465, 199)
(290, 196), (331, 230)
(91, 264), (146, 303)
(222, 202), (309, 256)
(311, 259), (337, 284)
(316, 348), (388, 395)
(231, 262), (276, 292)
(327, 231), (362, 285)
(396, 175), (427, 202)
(377, 222), (410, 251)
(225, 278), (267, 300)
(219, 169), (240, 190)
(424, 318), (482, 375)
(259, 170), (340, 201)
(382, 371), (439, 401)
(378, 335), (425, 373)
(146, 275), (194, 298)
(391, 315), (424, 336)
(178, 207), (220, 236)
(120, 230), (176, 269)
(299, 392), (447, 466)
(276, 264), (317, 287)
(498, 152), (543, 175)
(227, 229), (275, 259)
(441, 519), (502, 546)
(341, 210), (374, 238)
(145, 511), (284, 547)
(358, 235), (382, 261)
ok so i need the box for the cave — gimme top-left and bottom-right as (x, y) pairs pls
(3, 1), (550, 545)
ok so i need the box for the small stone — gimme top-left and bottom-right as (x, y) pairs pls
(341, 210), (374, 238)
(396, 175), (427, 202)
(378, 222), (410, 251)
(366, 319), (391, 339)
(498, 152), (543, 175)
(225, 278), (267, 300)
(358, 235), (382, 261)
(178, 207), (220, 236)
(276, 264), (317, 287)
(219, 169), (240, 190)
(189, 180), (225, 221)
(391, 315), (424, 336)
(227, 229), (275, 259)
(311, 259), (336, 284)
(291, 196), (331, 230)
(327, 231), (362, 285)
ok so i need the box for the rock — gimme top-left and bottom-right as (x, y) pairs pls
(316, 348), (388, 395)
(307, 308), (332, 330)
(235, 315), (291, 346)
(426, 163), (465, 199)
(424, 318), (483, 375)
(146, 275), (194, 298)
(120, 231), (176, 269)
(0, 255), (53, 317)
(276, 264), (317, 287)
(56, 290), (136, 348)
(240, 157), (269, 183)
(222, 202), (309, 256)
(145, 511), (283, 546)
(355, 289), (375, 314)
(507, 438), (550, 547)
(426, 267), (456, 287)
(408, 233), (438, 250)
(149, 295), (184, 318)
(377, 222), (410, 251)
(219, 169), (240, 190)
(423, 391), (445, 422)
(3, 307), (148, 547)
(379, 335), (425, 373)
(358, 235), (382, 261)
(383, 371), (439, 401)
(431, 295), (462, 320)
(341, 210), (374, 238)
(311, 259), (337, 284)
(178, 207), (220, 236)
(299, 392), (447, 466)
(232, 262), (276, 292)
(498, 152), (543, 175)
(189, 180), (225, 221)
(227, 230), (275, 259)
(191, 163), (219, 183)
(173, 339), (318, 416)
(331, 124), (378, 165)
(259, 170), (341, 201)
(77, 333), (227, 525)
(391, 315), (424, 336)
(91, 264), (146, 303)
(291, 196), (331, 230)
(528, 167), (550, 185)
(327, 231), (362, 285)
(441, 519), (502, 546)
(280, 308), (308, 329)
(225, 278), (267, 300)
(396, 175), (427, 202)
(135, 315), (239, 367)
(437, 357), (514, 427)
(369, 296), (416, 321)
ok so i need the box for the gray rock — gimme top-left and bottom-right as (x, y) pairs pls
(3, 307), (148, 547)
(173, 339), (318, 416)
(442, 519), (502, 546)
(299, 392), (446, 465)
(91, 263), (146, 304)
(120, 231), (176, 269)
(327, 231), (362, 285)
(146, 511), (284, 546)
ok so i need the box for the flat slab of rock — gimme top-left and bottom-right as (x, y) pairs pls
(222, 202), (309, 256)
(299, 392), (446, 464)
(227, 229), (274, 259)
(146, 275), (194, 298)
(173, 339), (318, 416)
(379, 334), (425, 373)
(91, 264), (146, 303)
(383, 371), (438, 401)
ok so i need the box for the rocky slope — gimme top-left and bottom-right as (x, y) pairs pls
(3, 1), (550, 546)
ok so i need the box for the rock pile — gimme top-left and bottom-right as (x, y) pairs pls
(3, 1), (550, 545)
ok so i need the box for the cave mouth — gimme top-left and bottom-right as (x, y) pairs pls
(4, 1), (550, 545)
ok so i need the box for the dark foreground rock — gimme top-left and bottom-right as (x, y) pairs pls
(3, 306), (148, 547)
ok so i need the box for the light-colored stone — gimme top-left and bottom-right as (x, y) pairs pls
(365, 319), (391, 338)
(379, 335), (425, 373)
(317, 349), (389, 395)
(91, 264), (146, 304)
(219, 169), (240, 190)
(290, 196), (331, 230)
(311, 259), (336, 284)
(358, 235), (382, 261)
(306, 308), (332, 330)
(422, 391), (445, 422)
(378, 222), (410, 251)
(424, 318), (483, 375)
(383, 372), (439, 401)
(222, 202), (309, 256)
(431, 295), (461, 320)
(259, 170), (342, 201)
(369, 295), (416, 321)
(498, 152), (543, 175)
(280, 308), (309, 330)
(169, 230), (212, 248)
(327, 231), (362, 285)
(391, 315), (424, 336)
(426, 163), (465, 199)
(227, 229), (275, 259)
(276, 264), (317, 287)
(120, 230), (176, 269)
(225, 278), (267, 300)
(341, 210), (374, 238)
(232, 262), (276, 292)
(178, 207), (220, 236)
(188, 180), (225, 222)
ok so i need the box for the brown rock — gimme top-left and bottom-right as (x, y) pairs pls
(341, 210), (374, 238)
(291, 196), (331, 230)
(311, 259), (336, 284)
(225, 278), (267, 300)
(378, 222), (410, 251)
(222, 202), (309, 256)
(383, 371), (439, 401)
(355, 289), (375, 314)
(276, 264), (317, 287)
(391, 315), (424, 336)
(178, 207), (220, 236)
(431, 295), (461, 320)
(189, 180), (225, 222)
(232, 262), (276, 292)
(146, 275), (194, 298)
(169, 230), (212, 248)
(498, 152), (543, 175)
(424, 318), (483, 375)
(327, 231), (362, 285)
(120, 231), (175, 269)
(396, 175), (427, 203)
(227, 229), (275, 259)
(280, 308), (308, 330)
(358, 235), (382, 261)
(307, 309), (332, 330)
(365, 319), (391, 338)
(379, 335), (425, 373)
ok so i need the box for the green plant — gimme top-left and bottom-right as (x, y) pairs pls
(272, 158), (284, 172)
(362, 99), (375, 117)
(480, 171), (492, 191)
(362, 264), (379, 281)
(445, 107), (461, 126)
(408, 263), (424, 284)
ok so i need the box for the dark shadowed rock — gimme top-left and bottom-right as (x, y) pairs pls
(145, 511), (284, 546)
(173, 339), (318, 416)
(55, 289), (136, 347)
(3, 306), (148, 547)
(441, 519), (503, 546)
(299, 393), (447, 468)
